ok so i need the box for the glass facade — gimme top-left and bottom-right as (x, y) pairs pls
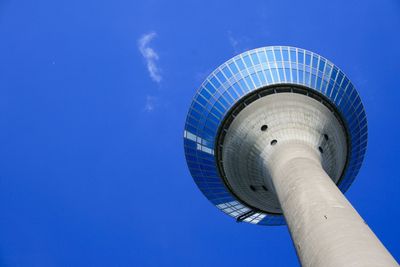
(184, 46), (367, 226)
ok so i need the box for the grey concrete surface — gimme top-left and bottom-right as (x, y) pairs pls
(222, 93), (398, 266)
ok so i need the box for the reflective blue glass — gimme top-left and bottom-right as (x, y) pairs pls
(271, 68), (279, 82)
(258, 51), (267, 63)
(266, 49), (274, 61)
(210, 76), (221, 89)
(236, 58), (246, 70)
(222, 66), (232, 78)
(305, 53), (311, 65)
(274, 48), (282, 61)
(251, 53), (260, 65)
(216, 71), (226, 84)
(319, 59), (326, 73)
(185, 46), (367, 226)
(290, 49), (296, 62)
(251, 73), (261, 87)
(312, 56), (318, 69)
(297, 50), (304, 64)
(257, 71), (267, 84)
(243, 54), (252, 67)
(282, 48), (289, 61)
(229, 62), (239, 74)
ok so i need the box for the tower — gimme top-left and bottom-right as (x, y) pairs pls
(184, 46), (398, 266)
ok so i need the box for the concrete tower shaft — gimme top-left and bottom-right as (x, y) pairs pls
(270, 142), (397, 266)
(221, 93), (398, 266)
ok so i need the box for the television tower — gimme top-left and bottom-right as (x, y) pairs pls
(184, 46), (398, 266)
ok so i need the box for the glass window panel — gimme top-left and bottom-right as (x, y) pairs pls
(282, 48), (289, 61)
(305, 53), (311, 65)
(190, 109), (201, 120)
(186, 124), (196, 133)
(297, 50), (304, 64)
(342, 77), (349, 90)
(218, 96), (229, 108)
(331, 67), (338, 81)
(222, 66), (232, 78)
(216, 71), (226, 84)
(290, 49), (296, 62)
(236, 58), (246, 70)
(337, 72), (344, 85)
(265, 69), (273, 83)
(285, 68), (291, 82)
(243, 54), (252, 67)
(325, 63), (332, 76)
(222, 91), (233, 105)
(233, 83), (244, 95)
(332, 84), (340, 98)
(291, 68), (298, 82)
(200, 88), (211, 100)
(271, 68), (279, 82)
(210, 76), (221, 89)
(187, 116), (198, 126)
(239, 79), (249, 91)
(227, 86), (238, 99)
(205, 120), (218, 132)
(251, 53), (260, 65)
(204, 83), (216, 94)
(278, 68), (285, 82)
(192, 101), (204, 112)
(311, 74), (316, 88)
(266, 49), (274, 62)
(319, 59), (326, 73)
(321, 80), (328, 93)
(258, 51), (267, 63)
(212, 101), (224, 114)
(316, 77), (322, 90)
(245, 76), (255, 89)
(257, 71), (267, 84)
(304, 70), (311, 86)
(274, 48), (282, 61)
(229, 62), (239, 74)
(299, 70), (304, 83)
(251, 73), (261, 87)
(207, 113), (220, 125)
(312, 56), (319, 69)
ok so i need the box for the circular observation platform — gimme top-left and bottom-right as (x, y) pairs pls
(184, 46), (367, 225)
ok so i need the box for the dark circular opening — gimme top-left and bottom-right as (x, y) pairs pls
(262, 185), (268, 191)
(324, 134), (329, 141)
(270, 139), (277, 145)
(318, 146), (324, 153)
(249, 185), (256, 192)
(261, 125), (268, 131)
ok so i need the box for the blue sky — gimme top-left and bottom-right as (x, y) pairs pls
(0, 0), (399, 266)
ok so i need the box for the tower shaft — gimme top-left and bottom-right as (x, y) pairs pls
(269, 142), (398, 267)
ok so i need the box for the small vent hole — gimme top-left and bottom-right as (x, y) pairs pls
(318, 146), (324, 153)
(261, 125), (268, 131)
(324, 134), (329, 141)
(270, 139), (277, 146)
(250, 185), (256, 192)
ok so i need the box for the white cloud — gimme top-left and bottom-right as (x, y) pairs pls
(144, 95), (157, 112)
(227, 31), (251, 54)
(138, 32), (162, 83)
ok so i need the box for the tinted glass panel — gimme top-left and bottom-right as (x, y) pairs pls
(274, 48), (282, 61)
(251, 53), (260, 65)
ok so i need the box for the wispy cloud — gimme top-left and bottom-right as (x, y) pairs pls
(227, 31), (251, 54)
(138, 32), (162, 83)
(144, 95), (157, 112)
